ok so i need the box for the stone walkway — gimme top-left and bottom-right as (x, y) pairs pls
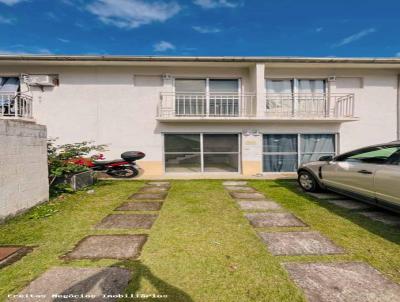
(225, 181), (400, 302)
(13, 181), (171, 301)
(306, 190), (400, 226)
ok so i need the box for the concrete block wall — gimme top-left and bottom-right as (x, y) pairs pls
(0, 119), (49, 220)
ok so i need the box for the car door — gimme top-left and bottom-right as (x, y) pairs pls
(321, 146), (398, 199)
(374, 150), (400, 206)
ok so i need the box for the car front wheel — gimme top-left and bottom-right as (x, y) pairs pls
(298, 170), (320, 192)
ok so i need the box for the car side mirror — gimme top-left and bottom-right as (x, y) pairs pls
(319, 155), (333, 162)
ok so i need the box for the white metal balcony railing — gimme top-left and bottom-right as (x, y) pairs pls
(265, 93), (355, 118)
(0, 92), (33, 120)
(158, 92), (257, 118)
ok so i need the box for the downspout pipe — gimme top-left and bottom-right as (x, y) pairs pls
(398, 74), (400, 140)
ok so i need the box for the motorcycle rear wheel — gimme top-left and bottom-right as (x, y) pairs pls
(107, 166), (139, 178)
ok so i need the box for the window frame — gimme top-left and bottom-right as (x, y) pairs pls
(262, 133), (338, 172)
(163, 133), (241, 173)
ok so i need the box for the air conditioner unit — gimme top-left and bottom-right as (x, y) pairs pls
(25, 75), (56, 86)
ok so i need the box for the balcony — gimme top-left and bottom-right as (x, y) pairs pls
(0, 92), (34, 120)
(156, 92), (357, 122)
(265, 93), (355, 120)
(157, 92), (257, 121)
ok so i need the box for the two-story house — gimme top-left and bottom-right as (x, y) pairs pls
(0, 55), (399, 177)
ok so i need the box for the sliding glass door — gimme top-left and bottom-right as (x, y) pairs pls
(175, 79), (206, 116)
(174, 78), (239, 116)
(265, 79), (294, 115)
(164, 134), (201, 172)
(263, 133), (336, 172)
(203, 134), (239, 172)
(164, 133), (240, 172)
(263, 134), (298, 172)
(209, 79), (239, 116)
(298, 80), (326, 116)
(300, 134), (335, 163)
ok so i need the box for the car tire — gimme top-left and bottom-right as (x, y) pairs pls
(298, 170), (320, 192)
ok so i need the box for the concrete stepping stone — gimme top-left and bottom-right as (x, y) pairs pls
(359, 211), (400, 226)
(238, 201), (282, 211)
(147, 181), (171, 187)
(223, 181), (247, 186)
(65, 235), (147, 260)
(129, 192), (167, 200)
(230, 192), (266, 200)
(245, 212), (307, 227)
(116, 201), (163, 211)
(96, 214), (158, 229)
(307, 192), (347, 200)
(139, 186), (169, 193)
(225, 186), (256, 192)
(237, 199), (276, 203)
(325, 199), (372, 210)
(284, 262), (400, 302)
(9, 267), (131, 302)
(0, 246), (32, 269)
(259, 231), (344, 255)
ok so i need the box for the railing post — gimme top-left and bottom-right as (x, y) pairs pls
(326, 93), (331, 118)
(14, 93), (19, 118)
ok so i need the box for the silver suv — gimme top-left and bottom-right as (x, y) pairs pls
(298, 141), (400, 212)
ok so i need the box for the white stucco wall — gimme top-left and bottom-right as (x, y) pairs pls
(0, 120), (49, 220)
(0, 62), (398, 175)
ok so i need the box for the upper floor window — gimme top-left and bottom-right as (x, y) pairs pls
(265, 79), (326, 94)
(0, 77), (20, 93)
(175, 79), (206, 93)
(174, 78), (240, 116)
(175, 78), (239, 94)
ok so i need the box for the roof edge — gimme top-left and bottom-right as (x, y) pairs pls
(1, 55), (400, 64)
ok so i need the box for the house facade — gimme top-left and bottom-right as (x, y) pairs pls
(0, 55), (399, 177)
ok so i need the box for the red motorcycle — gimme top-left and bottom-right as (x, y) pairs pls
(75, 151), (145, 178)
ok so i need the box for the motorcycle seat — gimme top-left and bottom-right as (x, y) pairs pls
(94, 159), (123, 165)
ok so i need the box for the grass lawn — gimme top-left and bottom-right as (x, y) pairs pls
(0, 180), (400, 301)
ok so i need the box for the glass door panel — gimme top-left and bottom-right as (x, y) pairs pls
(209, 79), (239, 116)
(263, 134), (298, 172)
(300, 134), (335, 163)
(298, 79), (326, 116)
(266, 80), (294, 115)
(175, 79), (206, 116)
(203, 134), (239, 172)
(164, 134), (201, 172)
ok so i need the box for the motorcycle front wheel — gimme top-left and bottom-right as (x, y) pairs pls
(107, 166), (139, 178)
